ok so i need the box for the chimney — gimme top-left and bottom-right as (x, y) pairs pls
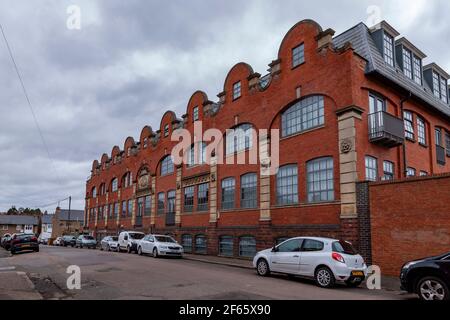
(315, 28), (335, 50)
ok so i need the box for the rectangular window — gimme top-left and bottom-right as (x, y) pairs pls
(160, 156), (174, 176)
(276, 165), (298, 205)
(417, 117), (426, 145)
(111, 178), (118, 192)
(109, 204), (113, 218)
(164, 124), (169, 137)
(144, 196), (151, 216)
(114, 203), (119, 217)
(219, 236), (233, 256)
(446, 132), (450, 157)
(281, 96), (324, 137)
(440, 78), (448, 103)
(157, 192), (165, 214)
(433, 72), (440, 99)
(403, 111), (415, 140)
(413, 56), (422, 85)
(137, 197), (144, 217)
(365, 156), (378, 181)
(241, 173), (257, 208)
(127, 200), (132, 217)
(383, 33), (394, 67)
(197, 183), (209, 212)
(383, 161), (394, 181)
(420, 171), (428, 177)
(435, 128), (442, 146)
(307, 158), (334, 202)
(167, 190), (176, 214)
(402, 48), (412, 79)
(121, 201), (126, 217)
(221, 178), (235, 209)
(292, 43), (305, 67)
(232, 81), (241, 100)
(183, 186), (194, 212)
(193, 106), (199, 122)
(407, 167), (416, 177)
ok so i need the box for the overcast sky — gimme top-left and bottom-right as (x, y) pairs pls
(0, 0), (449, 212)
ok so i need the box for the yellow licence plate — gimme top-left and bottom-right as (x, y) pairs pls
(352, 271), (364, 277)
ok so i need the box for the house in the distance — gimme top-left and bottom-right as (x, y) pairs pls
(0, 214), (39, 237)
(39, 214), (53, 243)
(50, 207), (84, 239)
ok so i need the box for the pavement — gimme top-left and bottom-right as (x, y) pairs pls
(0, 246), (413, 300)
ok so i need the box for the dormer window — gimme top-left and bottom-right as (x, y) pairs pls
(292, 43), (305, 68)
(193, 106), (199, 122)
(164, 124), (169, 137)
(433, 72), (440, 98)
(413, 56), (422, 85)
(383, 33), (394, 67)
(233, 81), (241, 100)
(402, 48), (412, 79)
(432, 72), (448, 103)
(440, 77), (448, 103)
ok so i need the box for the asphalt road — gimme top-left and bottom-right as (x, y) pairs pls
(0, 246), (414, 300)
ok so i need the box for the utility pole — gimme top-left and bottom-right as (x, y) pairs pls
(67, 196), (71, 233)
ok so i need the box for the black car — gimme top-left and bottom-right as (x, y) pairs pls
(61, 235), (77, 247)
(9, 233), (39, 254)
(400, 252), (450, 301)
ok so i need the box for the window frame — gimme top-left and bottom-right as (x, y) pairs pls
(221, 177), (236, 210)
(365, 156), (378, 181)
(407, 167), (416, 177)
(276, 164), (299, 205)
(225, 124), (253, 155)
(157, 192), (165, 214)
(306, 157), (334, 203)
(232, 81), (241, 100)
(240, 173), (257, 209)
(403, 111), (415, 141)
(183, 186), (195, 213)
(383, 160), (395, 181)
(167, 190), (176, 214)
(195, 235), (207, 254)
(181, 234), (193, 253)
(193, 106), (199, 122)
(197, 183), (209, 212)
(292, 43), (305, 68)
(238, 236), (257, 258)
(402, 47), (413, 79)
(281, 96), (325, 138)
(219, 236), (234, 256)
(160, 156), (174, 176)
(383, 32), (395, 67)
(417, 117), (426, 145)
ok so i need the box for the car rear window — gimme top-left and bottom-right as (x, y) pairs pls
(111, 237), (118, 241)
(332, 240), (357, 255)
(84, 236), (94, 240)
(129, 233), (145, 240)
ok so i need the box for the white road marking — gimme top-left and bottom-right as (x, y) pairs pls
(0, 266), (16, 271)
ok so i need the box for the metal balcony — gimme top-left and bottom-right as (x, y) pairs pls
(368, 111), (404, 148)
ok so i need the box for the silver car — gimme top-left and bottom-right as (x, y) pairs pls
(75, 235), (97, 249)
(253, 237), (367, 288)
(137, 234), (183, 258)
(100, 236), (119, 251)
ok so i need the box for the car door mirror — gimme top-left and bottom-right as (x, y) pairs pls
(271, 246), (278, 252)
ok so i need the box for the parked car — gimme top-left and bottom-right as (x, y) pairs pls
(9, 233), (39, 254)
(400, 252), (450, 301)
(61, 235), (77, 247)
(253, 237), (367, 288)
(75, 235), (97, 249)
(118, 231), (145, 253)
(137, 234), (183, 258)
(100, 236), (119, 251)
(1, 233), (12, 249)
(38, 235), (49, 245)
(53, 237), (62, 246)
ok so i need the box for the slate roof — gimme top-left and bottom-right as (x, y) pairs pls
(42, 214), (53, 224)
(57, 209), (84, 222)
(333, 23), (450, 119)
(0, 215), (39, 225)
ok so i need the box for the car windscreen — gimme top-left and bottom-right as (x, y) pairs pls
(129, 233), (145, 240)
(111, 236), (118, 241)
(84, 236), (94, 240)
(155, 236), (176, 243)
(332, 240), (357, 255)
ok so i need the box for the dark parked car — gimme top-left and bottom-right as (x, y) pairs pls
(61, 235), (77, 247)
(400, 252), (450, 301)
(1, 233), (12, 249)
(9, 233), (39, 254)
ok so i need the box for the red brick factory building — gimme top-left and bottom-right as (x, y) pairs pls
(85, 19), (450, 262)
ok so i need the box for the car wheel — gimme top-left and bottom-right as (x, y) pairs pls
(10, 248), (15, 255)
(345, 279), (363, 288)
(107, 245), (111, 251)
(315, 267), (335, 288)
(256, 259), (270, 277)
(35, 247), (40, 252)
(138, 247), (143, 256)
(127, 246), (132, 254)
(417, 276), (449, 301)
(153, 248), (158, 258)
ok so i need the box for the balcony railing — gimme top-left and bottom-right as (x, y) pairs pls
(436, 145), (446, 165)
(166, 212), (175, 226)
(368, 111), (404, 148)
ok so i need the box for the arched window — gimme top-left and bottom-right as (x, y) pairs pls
(160, 156), (174, 176)
(239, 236), (256, 257)
(195, 235), (207, 254)
(306, 157), (334, 203)
(187, 142), (207, 166)
(219, 236), (233, 256)
(91, 187), (97, 198)
(111, 178), (118, 192)
(276, 165), (298, 205)
(282, 95), (324, 137)
(226, 124), (253, 155)
(181, 234), (193, 253)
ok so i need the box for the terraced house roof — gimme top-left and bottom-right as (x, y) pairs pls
(0, 214), (39, 225)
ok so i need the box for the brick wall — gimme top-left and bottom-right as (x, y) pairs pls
(368, 174), (450, 276)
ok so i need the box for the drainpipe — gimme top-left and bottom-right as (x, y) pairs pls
(400, 92), (412, 178)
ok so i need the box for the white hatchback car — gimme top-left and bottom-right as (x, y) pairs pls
(253, 237), (367, 288)
(137, 234), (183, 258)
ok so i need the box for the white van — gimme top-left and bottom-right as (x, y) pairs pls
(118, 231), (145, 253)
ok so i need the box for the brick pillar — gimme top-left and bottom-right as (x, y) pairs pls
(150, 174), (156, 227)
(85, 199), (90, 228)
(336, 106), (363, 218)
(356, 181), (372, 265)
(131, 184), (136, 226)
(257, 220), (273, 251)
(259, 131), (271, 222)
(175, 166), (182, 225)
(104, 192), (109, 226)
(207, 222), (218, 255)
(116, 189), (121, 226)
(209, 156), (218, 223)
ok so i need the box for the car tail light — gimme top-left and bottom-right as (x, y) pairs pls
(332, 252), (345, 264)
(31, 236), (37, 242)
